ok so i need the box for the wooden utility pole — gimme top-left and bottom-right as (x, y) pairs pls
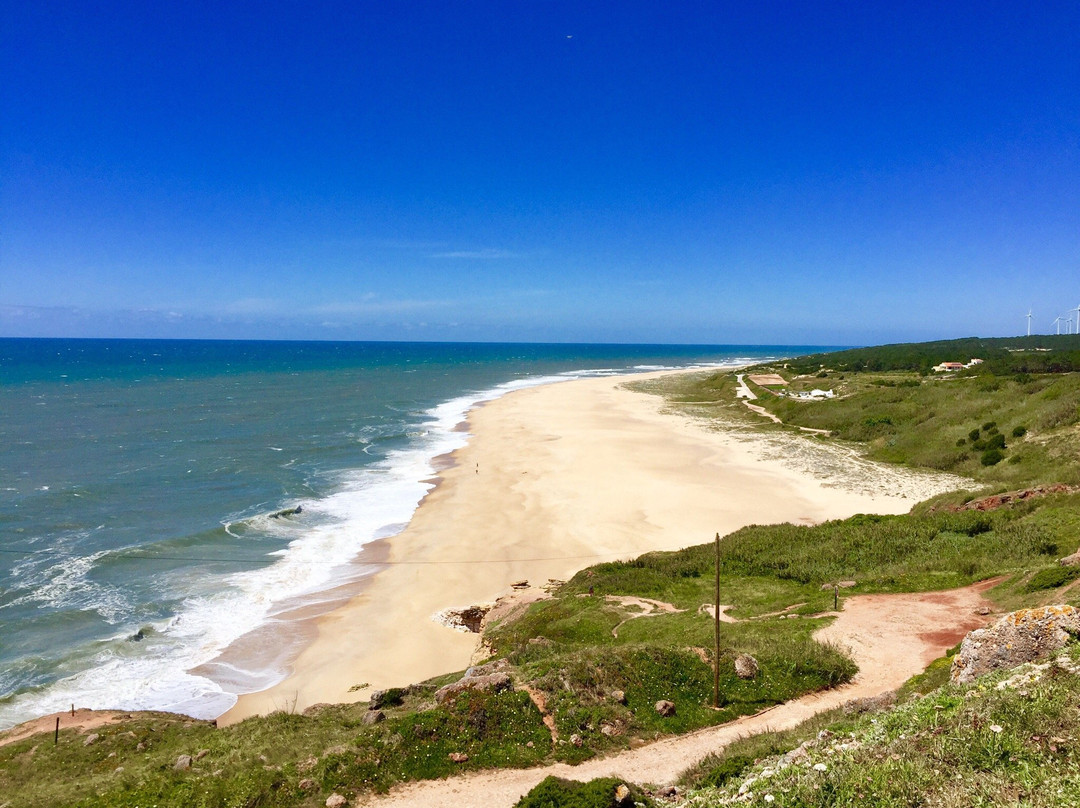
(713, 532), (720, 708)
(54, 716), (59, 745)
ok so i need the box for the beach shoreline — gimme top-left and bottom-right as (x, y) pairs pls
(218, 367), (963, 725)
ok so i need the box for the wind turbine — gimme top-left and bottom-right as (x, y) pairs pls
(1027, 309), (1033, 337)
(1075, 303), (1080, 335)
(1052, 316), (1063, 335)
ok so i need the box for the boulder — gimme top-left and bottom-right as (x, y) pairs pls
(463, 659), (509, 679)
(951, 605), (1080, 684)
(448, 751), (469, 763)
(434, 672), (512, 705)
(614, 784), (632, 806)
(1060, 551), (1080, 568)
(83, 733), (100, 747)
(368, 688), (406, 710)
(173, 754), (192, 771)
(654, 700), (676, 717)
(361, 710), (385, 725)
(734, 654), (759, 680)
(298, 778), (316, 791)
(325, 795), (347, 808)
(610, 689), (626, 704)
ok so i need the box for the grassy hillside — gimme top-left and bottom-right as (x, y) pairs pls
(784, 334), (1080, 375)
(636, 345), (1080, 488)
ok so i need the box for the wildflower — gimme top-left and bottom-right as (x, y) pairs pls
(813, 763), (827, 772)
(764, 796), (775, 804)
(990, 724), (1003, 733)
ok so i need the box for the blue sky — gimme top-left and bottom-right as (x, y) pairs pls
(2, 1), (1078, 344)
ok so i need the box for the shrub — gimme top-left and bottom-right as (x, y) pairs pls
(985, 433), (1006, 450)
(982, 421), (997, 431)
(981, 448), (1005, 466)
(1024, 566), (1080, 592)
(968, 428), (981, 442)
(516, 776), (652, 808)
(1012, 425), (1028, 437)
(956, 438), (966, 446)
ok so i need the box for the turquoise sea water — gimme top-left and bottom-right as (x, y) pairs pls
(0, 339), (834, 728)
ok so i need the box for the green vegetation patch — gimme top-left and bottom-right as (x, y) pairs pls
(515, 775), (654, 808)
(0, 688), (550, 808)
(648, 343), (1080, 488)
(1024, 565), (1080, 593)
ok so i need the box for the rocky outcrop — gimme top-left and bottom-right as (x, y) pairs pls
(939, 484), (1078, 513)
(654, 700), (676, 717)
(368, 688), (406, 710)
(951, 605), (1080, 684)
(434, 661), (513, 705)
(269, 505), (303, 519)
(432, 604), (494, 633)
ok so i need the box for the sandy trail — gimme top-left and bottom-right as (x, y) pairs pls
(360, 579), (996, 808)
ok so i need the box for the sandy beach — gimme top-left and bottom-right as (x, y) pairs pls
(219, 369), (964, 724)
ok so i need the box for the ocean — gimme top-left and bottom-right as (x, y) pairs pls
(0, 338), (832, 729)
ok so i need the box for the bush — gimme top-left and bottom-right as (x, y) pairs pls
(982, 421), (998, 431)
(515, 776), (651, 808)
(985, 433), (1006, 450)
(1024, 566), (1080, 592)
(981, 448), (1005, 466)
(969, 428), (981, 442)
(956, 438), (966, 446)
(1013, 425), (1028, 438)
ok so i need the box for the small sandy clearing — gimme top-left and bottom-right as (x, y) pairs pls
(606, 595), (683, 637)
(697, 604), (739, 623)
(361, 579), (998, 808)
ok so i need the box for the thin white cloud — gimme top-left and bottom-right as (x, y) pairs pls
(430, 248), (518, 259)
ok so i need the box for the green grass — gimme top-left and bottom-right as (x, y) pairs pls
(0, 688), (550, 808)
(679, 644), (1080, 807)
(568, 497), (1080, 596)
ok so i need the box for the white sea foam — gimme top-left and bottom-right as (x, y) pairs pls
(0, 361), (744, 729)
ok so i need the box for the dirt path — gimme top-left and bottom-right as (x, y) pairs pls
(360, 580), (998, 808)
